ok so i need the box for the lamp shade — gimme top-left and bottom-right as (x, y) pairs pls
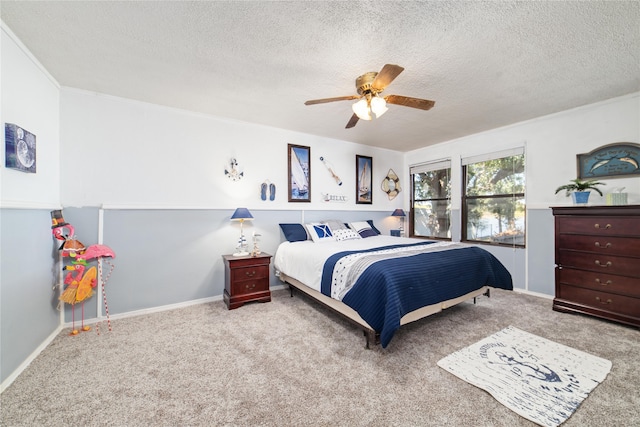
(352, 98), (372, 120)
(370, 96), (388, 118)
(391, 208), (406, 217)
(231, 207), (253, 221)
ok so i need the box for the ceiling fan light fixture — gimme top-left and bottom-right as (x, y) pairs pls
(370, 96), (388, 118)
(352, 98), (372, 120)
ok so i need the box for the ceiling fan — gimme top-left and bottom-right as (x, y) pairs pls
(304, 64), (435, 129)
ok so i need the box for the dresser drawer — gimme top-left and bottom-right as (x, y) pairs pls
(556, 268), (640, 298)
(558, 251), (640, 278)
(556, 216), (640, 236)
(558, 234), (640, 256)
(557, 285), (640, 318)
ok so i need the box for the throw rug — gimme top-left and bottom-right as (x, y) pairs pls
(437, 326), (612, 427)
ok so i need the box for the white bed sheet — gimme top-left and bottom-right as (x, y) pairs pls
(274, 235), (430, 292)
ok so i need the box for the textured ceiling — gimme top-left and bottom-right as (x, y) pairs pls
(1, 1), (639, 152)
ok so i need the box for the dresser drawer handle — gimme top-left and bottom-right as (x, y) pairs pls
(245, 270), (256, 277)
(594, 223), (611, 229)
(594, 242), (611, 248)
(595, 296), (612, 305)
(594, 260), (612, 268)
(245, 283), (256, 290)
(594, 278), (612, 286)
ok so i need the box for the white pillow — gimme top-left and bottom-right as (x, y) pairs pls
(333, 228), (361, 242)
(349, 221), (377, 238)
(305, 223), (335, 243)
(323, 219), (348, 231)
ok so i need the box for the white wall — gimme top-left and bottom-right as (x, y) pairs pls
(404, 93), (640, 209)
(1, 25), (60, 207)
(60, 88), (404, 212)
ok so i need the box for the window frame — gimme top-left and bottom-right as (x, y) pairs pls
(461, 148), (526, 248)
(409, 159), (452, 240)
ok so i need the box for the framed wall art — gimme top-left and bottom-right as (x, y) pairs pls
(356, 155), (372, 204)
(577, 142), (640, 179)
(5, 123), (36, 173)
(288, 144), (311, 202)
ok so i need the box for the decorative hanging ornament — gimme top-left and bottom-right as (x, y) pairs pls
(381, 169), (402, 200)
(320, 156), (342, 185)
(224, 158), (244, 181)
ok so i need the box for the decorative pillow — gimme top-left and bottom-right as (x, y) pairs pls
(323, 219), (348, 231)
(333, 228), (361, 242)
(349, 221), (377, 238)
(305, 223), (335, 243)
(279, 223), (308, 242)
(366, 220), (381, 235)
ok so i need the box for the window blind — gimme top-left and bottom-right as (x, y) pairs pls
(461, 147), (524, 166)
(410, 159), (451, 175)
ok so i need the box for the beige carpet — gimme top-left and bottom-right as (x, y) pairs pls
(1, 288), (638, 426)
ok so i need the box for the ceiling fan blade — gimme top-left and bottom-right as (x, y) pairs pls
(371, 64), (404, 92)
(345, 113), (359, 129)
(385, 95), (435, 110)
(305, 95), (361, 105)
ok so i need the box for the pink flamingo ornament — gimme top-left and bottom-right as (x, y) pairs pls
(60, 263), (97, 335)
(77, 244), (116, 334)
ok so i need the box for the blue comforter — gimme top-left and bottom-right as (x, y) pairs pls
(320, 243), (513, 348)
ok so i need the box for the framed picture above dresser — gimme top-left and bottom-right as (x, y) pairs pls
(552, 205), (640, 327)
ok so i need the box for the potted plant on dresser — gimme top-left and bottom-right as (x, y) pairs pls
(555, 178), (605, 204)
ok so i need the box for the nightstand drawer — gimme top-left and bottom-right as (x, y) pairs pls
(230, 265), (269, 283)
(557, 285), (640, 318)
(231, 278), (269, 296)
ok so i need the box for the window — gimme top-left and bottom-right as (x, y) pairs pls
(410, 160), (451, 239)
(462, 148), (525, 247)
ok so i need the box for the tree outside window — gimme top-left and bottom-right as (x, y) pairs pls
(462, 152), (525, 247)
(411, 161), (451, 239)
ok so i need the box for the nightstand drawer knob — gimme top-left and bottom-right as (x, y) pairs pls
(594, 241), (611, 248)
(595, 296), (612, 305)
(594, 260), (612, 267)
(245, 270), (256, 277)
(594, 223), (612, 229)
(245, 283), (256, 290)
(594, 278), (612, 286)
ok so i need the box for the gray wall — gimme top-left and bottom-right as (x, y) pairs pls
(1, 209), (60, 383)
(58, 208), (395, 320)
(526, 208), (556, 295)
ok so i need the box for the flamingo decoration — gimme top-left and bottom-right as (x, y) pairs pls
(60, 263), (97, 335)
(77, 244), (116, 334)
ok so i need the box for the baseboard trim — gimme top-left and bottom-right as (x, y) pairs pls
(513, 288), (554, 300)
(0, 325), (63, 393)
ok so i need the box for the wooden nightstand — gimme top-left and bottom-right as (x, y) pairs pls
(223, 253), (272, 310)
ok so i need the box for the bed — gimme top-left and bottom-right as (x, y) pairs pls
(274, 221), (513, 348)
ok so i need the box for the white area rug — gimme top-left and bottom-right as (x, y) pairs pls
(437, 326), (612, 427)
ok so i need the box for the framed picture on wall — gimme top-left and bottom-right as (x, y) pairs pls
(5, 123), (36, 173)
(577, 142), (640, 179)
(356, 155), (372, 204)
(288, 144), (311, 202)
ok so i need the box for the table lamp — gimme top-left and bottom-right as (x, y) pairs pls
(391, 208), (406, 237)
(231, 208), (253, 256)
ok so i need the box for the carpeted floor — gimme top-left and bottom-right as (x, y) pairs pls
(1, 288), (638, 426)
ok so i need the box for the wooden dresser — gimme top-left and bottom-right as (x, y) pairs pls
(552, 205), (640, 327)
